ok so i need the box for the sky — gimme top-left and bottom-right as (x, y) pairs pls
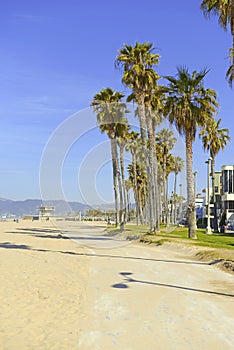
(0, 0), (233, 204)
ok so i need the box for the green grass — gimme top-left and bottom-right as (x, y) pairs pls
(106, 224), (234, 269)
(107, 224), (234, 252)
(194, 230), (234, 249)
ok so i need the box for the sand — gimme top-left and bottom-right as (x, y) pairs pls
(1, 219), (233, 349)
(0, 219), (88, 350)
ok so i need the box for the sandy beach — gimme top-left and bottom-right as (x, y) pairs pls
(0, 219), (88, 350)
(1, 219), (233, 350)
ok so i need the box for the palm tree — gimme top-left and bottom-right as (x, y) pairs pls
(116, 42), (160, 231)
(171, 156), (185, 224)
(117, 128), (130, 224)
(125, 131), (144, 224)
(156, 148), (176, 224)
(164, 66), (218, 239)
(165, 153), (178, 224)
(91, 88), (129, 227)
(156, 128), (177, 224)
(145, 87), (165, 231)
(199, 118), (230, 232)
(125, 178), (132, 221)
(201, 0), (234, 86)
(128, 161), (147, 222)
(126, 91), (163, 230)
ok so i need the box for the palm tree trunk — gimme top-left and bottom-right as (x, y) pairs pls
(146, 108), (158, 232)
(138, 95), (154, 230)
(185, 133), (197, 239)
(132, 152), (140, 224)
(138, 186), (144, 224)
(143, 182), (149, 225)
(158, 181), (162, 225)
(119, 144), (127, 223)
(173, 173), (177, 224)
(115, 140), (124, 229)
(163, 150), (167, 224)
(126, 188), (131, 222)
(154, 168), (160, 231)
(152, 118), (160, 231)
(110, 138), (119, 227)
(166, 176), (170, 224)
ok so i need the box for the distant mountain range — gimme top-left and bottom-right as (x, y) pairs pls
(0, 198), (92, 217)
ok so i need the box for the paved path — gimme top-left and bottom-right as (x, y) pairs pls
(58, 222), (234, 350)
(55, 221), (129, 249)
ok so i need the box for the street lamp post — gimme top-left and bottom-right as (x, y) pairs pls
(205, 157), (212, 234)
(193, 171), (198, 229)
(179, 183), (182, 222)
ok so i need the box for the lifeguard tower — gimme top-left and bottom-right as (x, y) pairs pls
(38, 205), (55, 219)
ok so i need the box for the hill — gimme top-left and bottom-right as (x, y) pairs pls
(0, 198), (91, 217)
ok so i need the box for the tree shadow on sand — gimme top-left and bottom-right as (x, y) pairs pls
(1, 242), (233, 298)
(112, 272), (234, 298)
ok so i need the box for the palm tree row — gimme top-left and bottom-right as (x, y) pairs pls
(90, 88), (129, 228)
(126, 128), (184, 226)
(156, 128), (177, 225)
(91, 41), (230, 238)
(116, 42), (162, 232)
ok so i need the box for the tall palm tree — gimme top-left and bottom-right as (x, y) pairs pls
(125, 178), (132, 221)
(128, 161), (147, 222)
(156, 147), (176, 224)
(116, 42), (160, 231)
(156, 128), (177, 224)
(117, 127), (130, 224)
(164, 66), (218, 239)
(165, 153), (178, 224)
(126, 90), (163, 231)
(171, 156), (185, 224)
(145, 87), (165, 231)
(125, 131), (144, 224)
(201, 0), (234, 86)
(91, 88), (129, 227)
(199, 118), (230, 232)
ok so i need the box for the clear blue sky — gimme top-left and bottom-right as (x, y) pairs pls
(0, 0), (233, 203)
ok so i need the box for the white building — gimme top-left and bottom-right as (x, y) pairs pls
(220, 165), (234, 221)
(202, 166), (234, 229)
(38, 205), (55, 218)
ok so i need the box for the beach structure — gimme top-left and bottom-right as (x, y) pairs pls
(38, 205), (55, 218)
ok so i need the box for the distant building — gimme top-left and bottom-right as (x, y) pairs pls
(214, 171), (222, 220)
(220, 165), (234, 221)
(38, 205), (55, 218)
(202, 165), (234, 228)
(195, 194), (204, 221)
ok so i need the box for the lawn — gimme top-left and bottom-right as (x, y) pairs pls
(107, 224), (234, 261)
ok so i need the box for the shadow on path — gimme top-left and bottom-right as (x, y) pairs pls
(112, 272), (234, 298)
(0, 242), (209, 266)
(1, 242), (233, 298)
